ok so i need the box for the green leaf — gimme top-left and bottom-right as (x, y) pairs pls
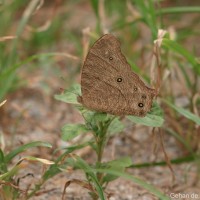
(106, 156), (132, 168)
(60, 141), (92, 154)
(134, 0), (157, 39)
(165, 128), (193, 154)
(130, 154), (196, 168)
(92, 112), (109, 123)
(43, 141), (92, 181)
(0, 149), (4, 163)
(102, 157), (132, 183)
(161, 39), (200, 75)
(127, 114), (163, 127)
(0, 52), (74, 101)
(61, 124), (89, 141)
(0, 0), (42, 101)
(42, 164), (62, 181)
(54, 84), (81, 104)
(107, 118), (124, 135)
(95, 168), (170, 200)
(80, 110), (113, 130)
(80, 109), (108, 123)
(43, 143), (92, 181)
(90, 0), (99, 18)
(127, 102), (164, 127)
(0, 149), (7, 173)
(0, 164), (20, 180)
(70, 156), (106, 200)
(157, 6), (200, 15)
(5, 141), (52, 163)
(164, 100), (200, 125)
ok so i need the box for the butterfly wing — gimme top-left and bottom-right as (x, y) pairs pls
(79, 34), (156, 116)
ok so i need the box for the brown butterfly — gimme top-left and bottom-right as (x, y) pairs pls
(78, 34), (156, 117)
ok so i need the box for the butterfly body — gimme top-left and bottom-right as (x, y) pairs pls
(78, 34), (156, 117)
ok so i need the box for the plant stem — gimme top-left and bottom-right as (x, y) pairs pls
(91, 117), (115, 200)
(96, 122), (107, 183)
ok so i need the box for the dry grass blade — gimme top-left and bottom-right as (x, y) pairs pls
(32, 0), (44, 15)
(0, 180), (26, 193)
(82, 27), (91, 62)
(34, 188), (57, 197)
(0, 36), (17, 42)
(152, 29), (167, 94)
(0, 100), (7, 107)
(99, 0), (107, 34)
(62, 179), (96, 200)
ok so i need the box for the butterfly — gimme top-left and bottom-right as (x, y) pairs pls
(78, 34), (156, 116)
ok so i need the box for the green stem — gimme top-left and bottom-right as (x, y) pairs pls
(91, 117), (115, 200)
(96, 122), (107, 183)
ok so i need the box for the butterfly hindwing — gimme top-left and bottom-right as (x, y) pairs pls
(79, 34), (156, 116)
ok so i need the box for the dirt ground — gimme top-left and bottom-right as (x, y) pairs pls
(2, 86), (200, 199)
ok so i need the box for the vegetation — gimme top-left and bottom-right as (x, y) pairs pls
(0, 0), (200, 199)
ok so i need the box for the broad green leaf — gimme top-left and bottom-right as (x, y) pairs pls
(59, 141), (92, 154)
(107, 118), (124, 135)
(164, 100), (200, 125)
(127, 114), (164, 127)
(80, 110), (114, 131)
(95, 168), (170, 200)
(5, 141), (52, 163)
(54, 84), (81, 104)
(106, 156), (132, 168)
(127, 102), (164, 127)
(61, 124), (89, 141)
(150, 102), (164, 116)
(92, 112), (109, 123)
(80, 109), (109, 124)
(102, 157), (132, 183)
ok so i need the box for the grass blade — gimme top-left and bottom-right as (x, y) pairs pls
(161, 38), (200, 75)
(5, 141), (52, 163)
(95, 168), (170, 200)
(164, 100), (200, 125)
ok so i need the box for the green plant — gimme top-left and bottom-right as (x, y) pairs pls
(0, 0), (70, 101)
(0, 0), (42, 101)
(0, 140), (53, 200)
(54, 84), (170, 200)
(1, 0), (200, 199)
